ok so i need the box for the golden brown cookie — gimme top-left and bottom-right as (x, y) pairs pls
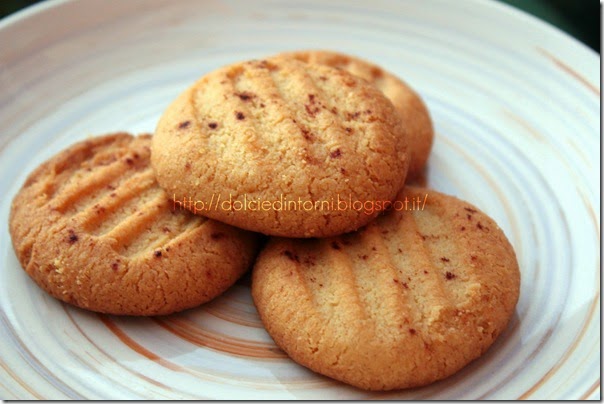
(151, 57), (409, 238)
(9, 133), (260, 316)
(277, 50), (433, 180)
(252, 186), (520, 390)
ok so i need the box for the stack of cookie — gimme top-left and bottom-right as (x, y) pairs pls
(9, 50), (520, 391)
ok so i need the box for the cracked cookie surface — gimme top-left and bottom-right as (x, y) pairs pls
(9, 133), (260, 315)
(252, 186), (520, 390)
(151, 57), (409, 237)
(277, 50), (433, 180)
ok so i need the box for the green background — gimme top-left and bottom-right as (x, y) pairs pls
(0, 0), (599, 52)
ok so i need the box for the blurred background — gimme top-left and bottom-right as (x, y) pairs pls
(0, 0), (599, 52)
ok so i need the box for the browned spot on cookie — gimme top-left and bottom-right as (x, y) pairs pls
(340, 168), (347, 175)
(345, 127), (352, 134)
(467, 214), (472, 221)
(208, 122), (218, 129)
(260, 103), (266, 108)
(470, 255), (477, 261)
(178, 120), (191, 129)
(302, 150), (319, 165)
(235, 111), (245, 120)
(184, 162), (191, 170)
(68, 230), (78, 244)
(445, 271), (456, 280)
(477, 222), (485, 230)
(370, 67), (383, 79)
(371, 246), (377, 251)
(343, 78), (356, 87)
(235, 91), (255, 101)
(305, 104), (320, 117)
(125, 157), (134, 165)
(409, 328), (416, 335)
(162, 227), (171, 233)
(111, 262), (119, 271)
(346, 111), (361, 120)
(319, 75), (327, 81)
(301, 127), (314, 141)
(329, 149), (342, 159)
(330, 106), (338, 114)
(154, 250), (162, 258)
(464, 207), (477, 214)
(361, 254), (368, 260)
(304, 94), (321, 116)
(253, 59), (278, 71)
(210, 232), (225, 240)
(303, 255), (316, 266)
(461, 226), (466, 231)
(331, 241), (341, 250)
(423, 270), (428, 274)
(441, 257), (450, 262)
(283, 250), (300, 262)
(397, 248), (403, 253)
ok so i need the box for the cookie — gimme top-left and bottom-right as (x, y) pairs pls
(9, 133), (260, 316)
(277, 50), (433, 180)
(252, 186), (520, 391)
(151, 57), (409, 238)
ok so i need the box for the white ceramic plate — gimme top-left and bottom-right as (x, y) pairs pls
(0, 0), (599, 399)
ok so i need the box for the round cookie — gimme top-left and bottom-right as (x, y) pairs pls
(277, 50), (433, 180)
(9, 133), (260, 316)
(252, 186), (520, 391)
(151, 57), (409, 238)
